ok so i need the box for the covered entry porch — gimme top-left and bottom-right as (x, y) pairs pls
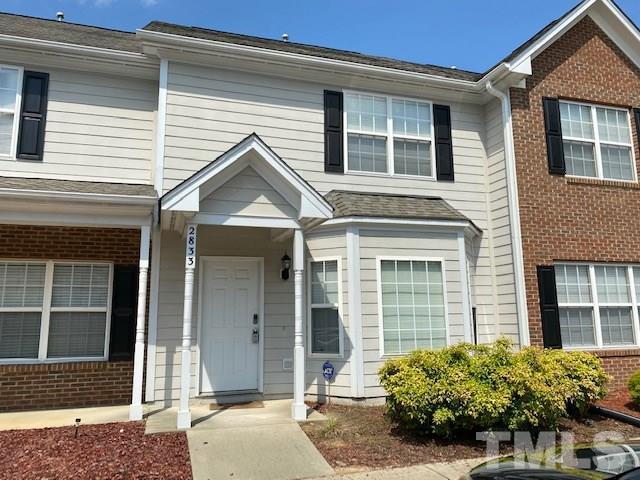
(156, 134), (333, 429)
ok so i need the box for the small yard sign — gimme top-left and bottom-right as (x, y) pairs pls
(322, 361), (335, 381)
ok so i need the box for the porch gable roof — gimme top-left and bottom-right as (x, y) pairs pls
(160, 133), (333, 222)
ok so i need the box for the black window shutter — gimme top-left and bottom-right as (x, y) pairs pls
(542, 97), (565, 175)
(536, 265), (562, 349)
(324, 90), (344, 173)
(16, 71), (49, 161)
(109, 265), (139, 361)
(434, 104), (454, 181)
(633, 108), (640, 149)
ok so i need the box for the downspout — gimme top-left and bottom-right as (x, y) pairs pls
(485, 82), (530, 347)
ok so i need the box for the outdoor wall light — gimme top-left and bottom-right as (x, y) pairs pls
(281, 253), (291, 280)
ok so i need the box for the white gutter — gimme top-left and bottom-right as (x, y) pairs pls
(485, 82), (530, 347)
(137, 29), (513, 93)
(0, 33), (156, 66)
(0, 188), (157, 206)
(154, 59), (168, 194)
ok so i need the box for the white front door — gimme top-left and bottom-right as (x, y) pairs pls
(200, 258), (261, 393)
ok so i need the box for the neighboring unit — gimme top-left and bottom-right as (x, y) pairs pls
(0, 0), (638, 427)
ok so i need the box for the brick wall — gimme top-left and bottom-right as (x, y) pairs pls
(510, 16), (640, 389)
(0, 225), (141, 412)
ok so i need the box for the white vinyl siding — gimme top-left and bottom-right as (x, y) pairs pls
(0, 62), (156, 183)
(560, 101), (636, 181)
(309, 259), (341, 356)
(344, 92), (434, 177)
(0, 261), (112, 362)
(379, 259), (446, 355)
(556, 263), (640, 349)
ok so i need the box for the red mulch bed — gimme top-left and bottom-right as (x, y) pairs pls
(301, 404), (640, 473)
(599, 389), (640, 419)
(0, 421), (191, 480)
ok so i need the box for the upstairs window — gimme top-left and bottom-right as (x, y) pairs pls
(0, 66), (21, 157)
(345, 92), (434, 178)
(560, 101), (635, 181)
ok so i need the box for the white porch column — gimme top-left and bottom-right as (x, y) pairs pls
(291, 228), (307, 421)
(177, 224), (197, 429)
(130, 223), (151, 421)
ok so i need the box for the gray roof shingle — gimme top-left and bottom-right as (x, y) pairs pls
(142, 21), (482, 82)
(0, 12), (141, 53)
(325, 190), (472, 223)
(0, 176), (157, 197)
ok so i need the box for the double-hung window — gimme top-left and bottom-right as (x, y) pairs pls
(560, 101), (636, 181)
(345, 92), (434, 177)
(0, 261), (112, 362)
(0, 66), (22, 157)
(379, 258), (447, 356)
(555, 263), (640, 349)
(309, 259), (342, 356)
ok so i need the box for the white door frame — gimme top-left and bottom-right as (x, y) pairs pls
(196, 256), (265, 396)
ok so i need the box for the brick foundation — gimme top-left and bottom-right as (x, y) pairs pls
(0, 361), (134, 412)
(510, 17), (640, 388)
(0, 225), (141, 412)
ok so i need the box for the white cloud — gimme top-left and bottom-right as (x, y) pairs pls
(140, 0), (158, 5)
(93, 0), (115, 5)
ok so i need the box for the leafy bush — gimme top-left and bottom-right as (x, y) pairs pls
(628, 370), (640, 405)
(379, 339), (608, 437)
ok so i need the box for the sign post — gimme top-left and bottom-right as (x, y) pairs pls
(322, 360), (335, 407)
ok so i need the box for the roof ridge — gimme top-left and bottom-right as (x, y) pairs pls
(0, 10), (135, 36)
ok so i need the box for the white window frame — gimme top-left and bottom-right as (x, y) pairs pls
(556, 262), (640, 350)
(0, 259), (113, 364)
(560, 100), (638, 182)
(343, 90), (437, 180)
(0, 64), (24, 160)
(376, 256), (449, 358)
(307, 256), (344, 358)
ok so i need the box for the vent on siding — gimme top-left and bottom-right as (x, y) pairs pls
(282, 358), (293, 370)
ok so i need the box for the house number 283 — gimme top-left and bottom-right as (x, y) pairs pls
(185, 224), (197, 269)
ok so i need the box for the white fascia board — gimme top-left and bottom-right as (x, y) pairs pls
(0, 33), (156, 66)
(0, 188), (157, 206)
(321, 216), (481, 235)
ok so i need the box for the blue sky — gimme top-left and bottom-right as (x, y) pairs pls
(3, 0), (640, 72)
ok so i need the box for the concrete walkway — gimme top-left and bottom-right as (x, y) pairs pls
(0, 405), (131, 431)
(310, 458), (485, 480)
(146, 399), (334, 480)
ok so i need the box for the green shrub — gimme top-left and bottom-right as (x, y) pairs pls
(628, 370), (640, 404)
(379, 339), (608, 437)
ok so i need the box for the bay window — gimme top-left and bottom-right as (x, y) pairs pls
(555, 263), (640, 349)
(345, 92), (434, 177)
(379, 258), (447, 356)
(309, 259), (342, 356)
(0, 261), (112, 362)
(559, 101), (636, 181)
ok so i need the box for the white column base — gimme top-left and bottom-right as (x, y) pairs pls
(292, 343), (306, 421)
(177, 409), (192, 429)
(177, 346), (192, 429)
(291, 402), (308, 421)
(129, 404), (144, 421)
